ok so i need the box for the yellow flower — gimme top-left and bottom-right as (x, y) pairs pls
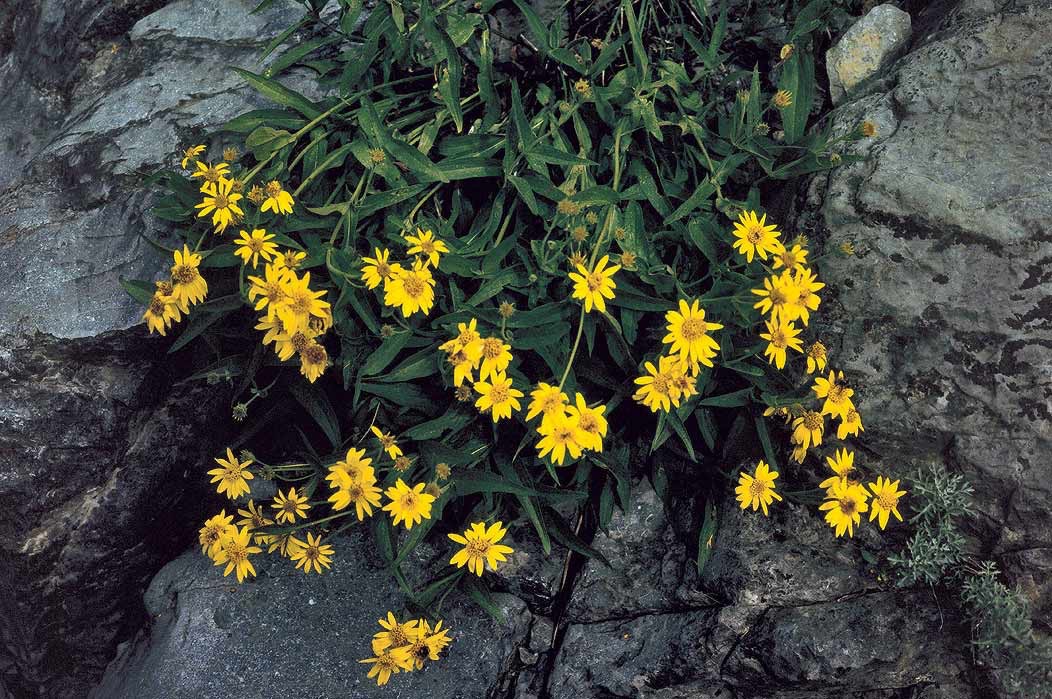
(819, 448), (856, 491)
(212, 526), (262, 582)
(806, 340), (828, 374)
(361, 247), (403, 290)
(383, 479), (436, 530)
(791, 410), (825, 451)
(837, 407), (864, 440)
(207, 447), (254, 499)
(473, 371), (523, 422)
(373, 611), (419, 651)
(780, 43), (794, 60)
(287, 531), (334, 574)
(198, 511), (235, 558)
(234, 228), (278, 268)
(404, 619), (452, 669)
(788, 267), (824, 325)
(525, 383), (570, 428)
(277, 271), (331, 333)
(181, 144), (206, 169)
(734, 460), (783, 515)
(448, 521), (515, 575)
(446, 348), (476, 387)
(663, 299), (722, 367)
(143, 286), (182, 336)
(752, 271), (798, 322)
(328, 468), (382, 520)
(574, 78), (592, 98)
(772, 89), (793, 108)
(439, 318), (484, 362)
(568, 254), (620, 314)
(299, 340), (328, 383)
(732, 211), (782, 263)
(478, 336), (512, 381)
(222, 146), (239, 162)
(371, 425), (403, 459)
(772, 243), (808, 272)
(170, 244), (208, 311)
(195, 177), (244, 233)
(327, 447), (375, 483)
(236, 499), (274, 531)
(405, 228), (449, 267)
(819, 480), (870, 537)
(759, 317), (803, 369)
(633, 355), (683, 412)
(535, 413), (583, 466)
(272, 326), (316, 362)
(247, 262), (288, 319)
(261, 180), (294, 215)
(360, 643), (414, 686)
(812, 369), (854, 420)
(190, 160), (230, 185)
(384, 260), (436, 317)
(271, 487), (310, 524)
(273, 248), (306, 273)
(565, 392), (607, 452)
(868, 477), (906, 529)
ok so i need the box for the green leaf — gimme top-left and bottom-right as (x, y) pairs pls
(403, 411), (471, 440)
(120, 278), (155, 305)
(245, 126), (294, 160)
(754, 416), (779, 472)
(463, 575), (506, 623)
(696, 387), (753, 407)
(530, 144), (594, 167)
(231, 67), (322, 119)
(359, 331), (411, 376)
(289, 381), (342, 449)
(779, 52), (815, 145)
(696, 500), (718, 575)
(509, 0), (551, 54)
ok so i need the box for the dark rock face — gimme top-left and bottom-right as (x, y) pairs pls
(799, 0), (1052, 620)
(0, 1), (308, 696)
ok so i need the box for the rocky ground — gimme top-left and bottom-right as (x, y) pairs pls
(1, 0), (1049, 697)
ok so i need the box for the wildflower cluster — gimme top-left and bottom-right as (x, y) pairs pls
(359, 612), (453, 686)
(733, 210), (904, 538)
(141, 245), (207, 336)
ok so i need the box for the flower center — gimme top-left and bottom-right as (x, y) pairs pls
(577, 413), (598, 433)
(448, 350), (468, 367)
(803, 411), (822, 430)
(555, 426), (575, 442)
(303, 344), (326, 364)
(282, 253), (300, 269)
(838, 498), (857, 516)
(291, 332), (310, 352)
(749, 479), (766, 497)
(204, 166), (221, 183)
(172, 265), (196, 284)
(466, 539), (491, 557)
(265, 284), (284, 304)
(769, 288), (787, 305)
(828, 383), (848, 404)
(746, 227), (762, 244)
(808, 342), (826, 359)
(375, 261), (391, 278)
(214, 193), (230, 208)
(771, 329), (787, 348)
(878, 493), (898, 510)
(651, 373), (672, 395)
(680, 318), (706, 340)
(149, 297), (166, 315)
(489, 384), (510, 404)
(156, 280), (174, 296)
(482, 338), (503, 359)
(846, 409), (860, 424)
(400, 493), (417, 510)
(290, 291), (312, 315)
(347, 483), (364, 500)
(402, 273), (425, 297)
(266, 181), (283, 197)
(419, 240), (436, 254)
(585, 272), (604, 292)
(247, 238), (264, 253)
(304, 545), (321, 562)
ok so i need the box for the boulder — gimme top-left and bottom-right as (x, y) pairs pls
(826, 4), (912, 104)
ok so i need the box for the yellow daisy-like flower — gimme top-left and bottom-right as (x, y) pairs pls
(247, 262), (288, 319)
(273, 248), (307, 273)
(759, 317), (803, 369)
(194, 177), (244, 233)
(405, 228), (449, 268)
(277, 271), (331, 333)
(772, 89), (793, 108)
(170, 244), (208, 311)
(819, 480), (870, 538)
(662, 299), (723, 367)
(299, 340), (329, 383)
(772, 243), (809, 272)
(328, 468), (382, 520)
(287, 531), (334, 574)
(189, 160), (230, 185)
(261, 180), (294, 215)
(478, 336), (513, 381)
(361, 247), (403, 290)
(212, 526), (262, 582)
(233, 228), (278, 268)
(360, 644), (414, 686)
(812, 369), (855, 420)
(198, 511), (235, 558)
(633, 355), (683, 413)
(868, 477), (907, 530)
(404, 619), (452, 670)
(806, 340), (828, 374)
(448, 521), (515, 576)
(568, 254), (620, 313)
(525, 382), (570, 429)
(383, 479), (436, 530)
(565, 392), (608, 452)
(788, 267), (824, 326)
(181, 144), (206, 169)
(819, 448), (856, 491)
(791, 409), (825, 451)
(384, 260), (436, 317)
(837, 407), (864, 440)
(535, 413), (583, 466)
(207, 448), (254, 499)
(142, 286), (183, 336)
(731, 210), (782, 263)
(271, 487), (310, 524)
(371, 425), (403, 459)
(734, 460), (783, 515)
(272, 326), (316, 362)
(445, 348), (477, 387)
(328, 447), (375, 483)
(373, 612), (419, 652)
(752, 271), (798, 323)
(236, 499), (274, 531)
(439, 318), (485, 362)
(474, 371), (523, 422)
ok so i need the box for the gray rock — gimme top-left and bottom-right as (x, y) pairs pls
(826, 4), (912, 104)
(804, 0), (1052, 626)
(91, 532), (532, 699)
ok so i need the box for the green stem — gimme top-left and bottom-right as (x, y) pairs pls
(558, 306), (586, 390)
